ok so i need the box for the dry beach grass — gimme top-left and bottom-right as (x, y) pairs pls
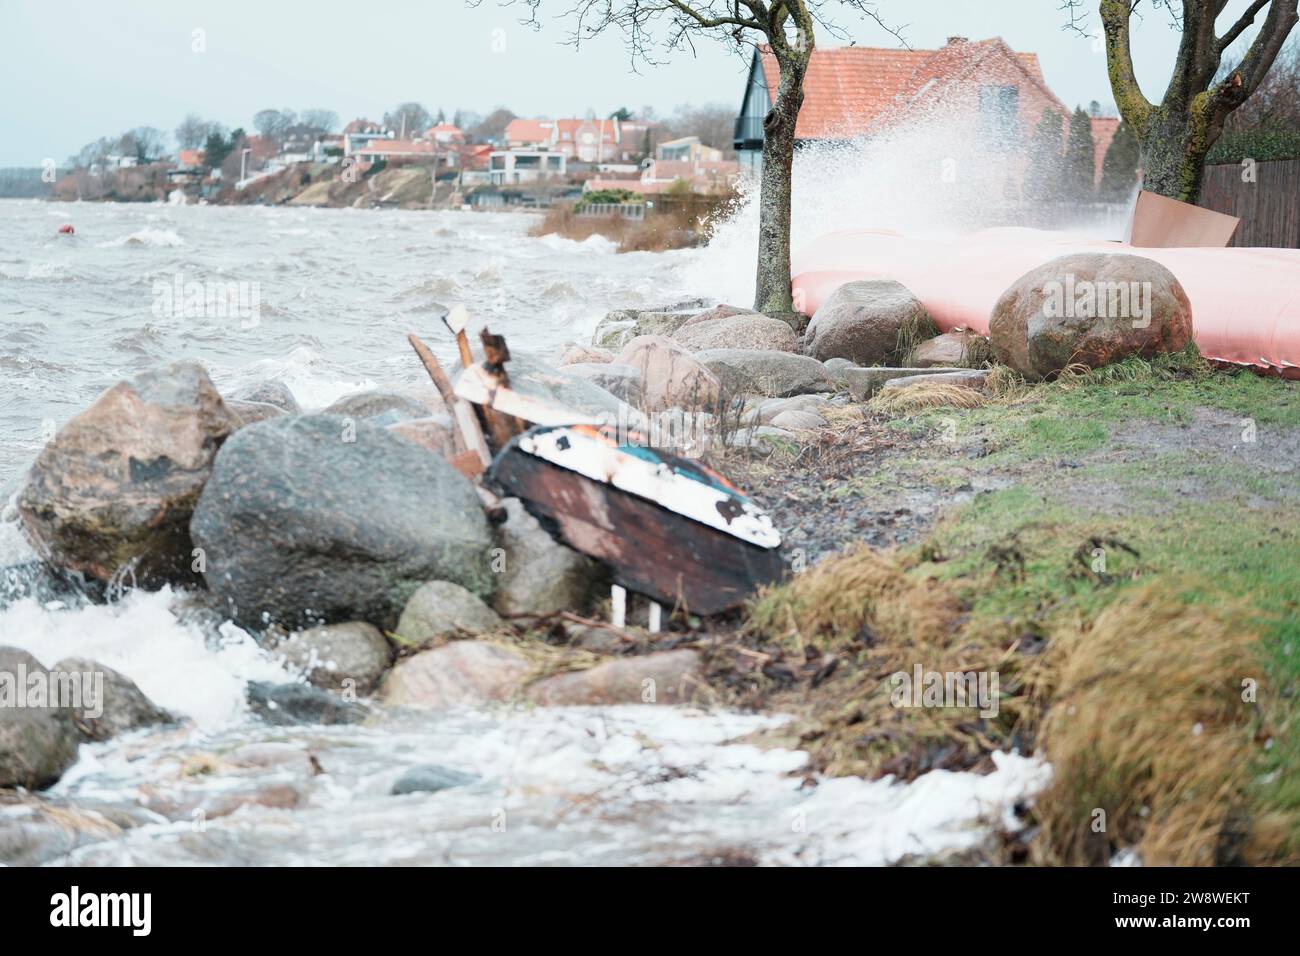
(705, 348), (1300, 865)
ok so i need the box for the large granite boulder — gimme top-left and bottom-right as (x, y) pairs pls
(524, 650), (704, 706)
(387, 415), (457, 460)
(323, 390), (433, 425)
(0, 648), (80, 789)
(190, 414), (493, 631)
(694, 349), (836, 397)
(52, 657), (174, 742)
(225, 400), (286, 429)
(990, 253), (1194, 380)
(557, 343), (614, 366)
(561, 362), (643, 405)
(18, 362), (238, 587)
(675, 303), (758, 330)
(805, 280), (932, 365)
(381, 641), (531, 709)
(672, 313), (799, 353)
(615, 335), (723, 412)
(492, 497), (605, 617)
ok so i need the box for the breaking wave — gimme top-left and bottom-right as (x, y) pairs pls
(98, 227), (185, 248)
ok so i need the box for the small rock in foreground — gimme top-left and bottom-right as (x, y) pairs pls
(391, 764), (478, 796)
(245, 681), (368, 726)
(275, 622), (393, 695)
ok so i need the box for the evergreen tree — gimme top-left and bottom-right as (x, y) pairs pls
(1098, 121), (1141, 202)
(1022, 109), (1065, 201)
(1063, 106), (1097, 201)
(203, 129), (235, 170)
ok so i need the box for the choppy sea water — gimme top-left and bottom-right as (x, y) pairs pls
(0, 199), (1045, 865)
(0, 199), (711, 486)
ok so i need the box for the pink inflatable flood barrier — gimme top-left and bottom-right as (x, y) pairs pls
(791, 226), (1300, 377)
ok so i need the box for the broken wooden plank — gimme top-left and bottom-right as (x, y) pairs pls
(454, 363), (600, 428)
(443, 305), (476, 370)
(407, 332), (468, 455)
(453, 399), (492, 468)
(407, 333), (457, 407)
(448, 450), (485, 479)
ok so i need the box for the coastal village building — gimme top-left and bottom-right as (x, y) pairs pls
(342, 119), (390, 157)
(426, 123), (465, 145)
(356, 139), (439, 163)
(489, 149), (567, 185)
(583, 157), (738, 196)
(503, 117), (653, 163)
(656, 136), (723, 163)
(733, 37), (1110, 194)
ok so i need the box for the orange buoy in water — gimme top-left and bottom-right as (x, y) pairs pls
(58, 224), (75, 235)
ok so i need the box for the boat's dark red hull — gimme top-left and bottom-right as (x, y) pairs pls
(490, 446), (786, 615)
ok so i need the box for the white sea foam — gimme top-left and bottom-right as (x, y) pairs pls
(0, 588), (293, 729)
(216, 345), (381, 411)
(96, 227), (185, 248)
(41, 698), (1049, 865)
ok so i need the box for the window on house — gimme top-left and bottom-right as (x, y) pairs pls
(977, 85), (1020, 149)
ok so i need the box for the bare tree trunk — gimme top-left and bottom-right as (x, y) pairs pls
(753, 51), (808, 317)
(1100, 0), (1298, 203)
(1138, 101), (1214, 201)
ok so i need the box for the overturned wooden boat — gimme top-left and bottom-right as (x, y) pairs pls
(408, 319), (785, 616)
(490, 422), (784, 615)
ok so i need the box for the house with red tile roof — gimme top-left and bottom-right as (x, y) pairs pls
(554, 119), (621, 162)
(505, 119), (558, 150)
(503, 117), (652, 163)
(355, 139), (438, 164)
(583, 157), (739, 196)
(426, 123), (466, 145)
(343, 118), (382, 135)
(734, 36), (1074, 195)
(357, 139), (435, 156)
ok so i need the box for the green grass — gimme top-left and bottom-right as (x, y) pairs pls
(898, 355), (1300, 850)
(917, 491), (1300, 845)
(901, 350), (1299, 465)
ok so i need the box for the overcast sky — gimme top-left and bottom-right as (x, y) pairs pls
(0, 0), (1271, 167)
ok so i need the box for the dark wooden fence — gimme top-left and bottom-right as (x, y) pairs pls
(1199, 158), (1300, 248)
